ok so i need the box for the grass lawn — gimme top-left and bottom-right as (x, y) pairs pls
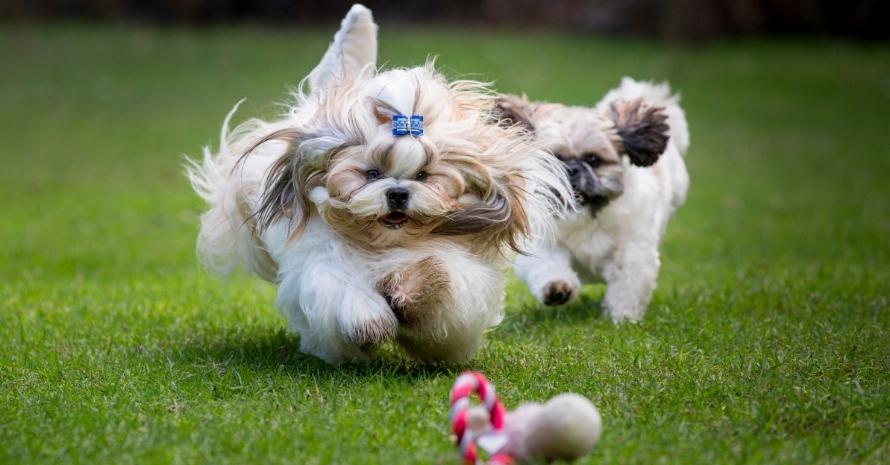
(1, 23), (888, 464)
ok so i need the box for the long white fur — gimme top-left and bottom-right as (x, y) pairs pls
(515, 78), (689, 322)
(187, 5), (571, 363)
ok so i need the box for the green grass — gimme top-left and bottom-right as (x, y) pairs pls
(1, 23), (889, 465)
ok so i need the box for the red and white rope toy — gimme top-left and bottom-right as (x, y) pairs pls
(449, 371), (512, 465)
(449, 371), (603, 465)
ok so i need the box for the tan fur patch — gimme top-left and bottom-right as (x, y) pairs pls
(377, 256), (450, 325)
(492, 94), (537, 131)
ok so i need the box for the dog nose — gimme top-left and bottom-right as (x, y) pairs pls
(386, 187), (410, 211)
(564, 160), (583, 176)
(564, 160), (583, 188)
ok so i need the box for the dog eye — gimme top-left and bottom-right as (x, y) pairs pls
(583, 155), (600, 167)
(366, 169), (381, 181)
(415, 170), (428, 182)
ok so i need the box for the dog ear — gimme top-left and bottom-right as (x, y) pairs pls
(307, 4), (378, 92)
(432, 173), (529, 253)
(492, 94), (537, 132)
(609, 99), (670, 167)
(237, 129), (316, 240)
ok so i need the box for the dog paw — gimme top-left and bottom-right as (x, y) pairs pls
(542, 280), (577, 306)
(344, 314), (397, 350)
(377, 257), (450, 324)
(609, 313), (642, 324)
(605, 306), (645, 324)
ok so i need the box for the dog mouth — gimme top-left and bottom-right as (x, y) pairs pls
(566, 165), (615, 215)
(379, 211), (410, 229)
(574, 191), (598, 205)
(571, 189), (612, 216)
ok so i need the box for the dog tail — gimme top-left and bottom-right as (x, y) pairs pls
(307, 4), (378, 93)
(597, 77), (689, 157)
(185, 101), (280, 282)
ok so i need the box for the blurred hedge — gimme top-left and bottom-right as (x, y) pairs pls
(2, 0), (887, 40)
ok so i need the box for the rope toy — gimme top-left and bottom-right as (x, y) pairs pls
(449, 372), (512, 464)
(449, 371), (603, 465)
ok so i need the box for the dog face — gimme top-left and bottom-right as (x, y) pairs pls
(494, 94), (669, 215)
(243, 66), (562, 253)
(309, 70), (540, 251)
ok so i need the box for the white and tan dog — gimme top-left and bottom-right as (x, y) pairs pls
(496, 79), (689, 322)
(188, 5), (571, 363)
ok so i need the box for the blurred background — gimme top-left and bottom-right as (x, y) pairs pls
(3, 0), (888, 40)
(1, 0), (887, 282)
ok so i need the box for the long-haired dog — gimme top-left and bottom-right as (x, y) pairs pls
(188, 5), (571, 363)
(495, 78), (689, 322)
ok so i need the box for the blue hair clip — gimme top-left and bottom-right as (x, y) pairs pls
(392, 115), (424, 137)
(409, 115), (424, 136)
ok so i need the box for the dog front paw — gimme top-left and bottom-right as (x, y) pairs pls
(542, 280), (577, 306)
(344, 313), (398, 351)
(377, 256), (450, 324)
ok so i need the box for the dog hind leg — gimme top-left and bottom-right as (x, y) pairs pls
(601, 243), (660, 322)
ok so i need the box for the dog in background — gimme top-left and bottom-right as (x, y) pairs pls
(187, 5), (571, 363)
(495, 78), (689, 322)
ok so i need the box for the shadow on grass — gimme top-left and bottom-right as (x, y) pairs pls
(172, 326), (458, 383)
(170, 286), (609, 382)
(497, 287), (606, 336)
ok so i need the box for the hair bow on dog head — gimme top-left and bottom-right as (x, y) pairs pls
(392, 115), (424, 137)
